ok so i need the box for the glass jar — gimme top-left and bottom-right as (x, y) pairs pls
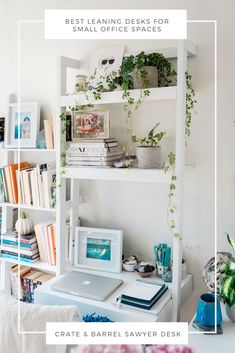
(75, 75), (88, 93)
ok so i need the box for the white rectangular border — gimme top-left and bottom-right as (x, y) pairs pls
(16, 19), (217, 338)
(74, 226), (123, 273)
(5, 102), (40, 148)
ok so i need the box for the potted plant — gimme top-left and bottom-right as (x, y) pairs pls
(132, 123), (166, 169)
(120, 51), (176, 90)
(220, 233), (235, 322)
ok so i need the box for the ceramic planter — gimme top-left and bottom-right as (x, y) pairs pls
(225, 303), (235, 322)
(132, 66), (158, 89)
(136, 146), (161, 169)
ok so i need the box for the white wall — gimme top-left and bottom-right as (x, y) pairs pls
(0, 0), (234, 321)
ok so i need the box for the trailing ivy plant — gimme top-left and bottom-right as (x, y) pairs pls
(164, 73), (197, 240)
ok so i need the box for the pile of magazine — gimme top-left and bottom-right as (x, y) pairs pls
(66, 138), (123, 167)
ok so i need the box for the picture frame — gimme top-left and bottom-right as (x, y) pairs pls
(5, 102), (40, 148)
(89, 46), (125, 90)
(72, 110), (110, 140)
(74, 226), (123, 273)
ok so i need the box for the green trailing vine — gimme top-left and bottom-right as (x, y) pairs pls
(164, 73), (197, 240)
(59, 111), (69, 175)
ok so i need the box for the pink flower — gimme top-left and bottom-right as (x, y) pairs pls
(70, 345), (142, 353)
(146, 345), (194, 353)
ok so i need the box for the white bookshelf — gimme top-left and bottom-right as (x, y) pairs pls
(56, 40), (197, 322)
(0, 109), (59, 291)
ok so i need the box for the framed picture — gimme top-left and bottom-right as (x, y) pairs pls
(89, 46), (125, 90)
(74, 226), (123, 273)
(72, 110), (110, 140)
(5, 102), (40, 148)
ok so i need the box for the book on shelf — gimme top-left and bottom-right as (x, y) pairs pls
(69, 138), (118, 148)
(10, 265), (55, 303)
(0, 161), (56, 208)
(0, 229), (40, 263)
(10, 265), (31, 300)
(0, 162), (29, 204)
(34, 221), (56, 266)
(66, 160), (120, 166)
(44, 119), (54, 149)
(67, 147), (121, 157)
(67, 138), (123, 167)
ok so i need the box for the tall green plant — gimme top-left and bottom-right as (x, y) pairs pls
(220, 234), (235, 307)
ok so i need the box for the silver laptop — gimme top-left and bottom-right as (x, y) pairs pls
(50, 271), (123, 301)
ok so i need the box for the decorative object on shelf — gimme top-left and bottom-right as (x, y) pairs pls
(15, 212), (34, 235)
(132, 123), (166, 169)
(162, 271), (172, 283)
(220, 233), (235, 322)
(203, 251), (233, 294)
(72, 110), (110, 140)
(0, 117), (5, 145)
(193, 293), (223, 334)
(113, 155), (136, 168)
(75, 74), (88, 93)
(36, 129), (47, 149)
(44, 119), (54, 149)
(89, 46), (124, 92)
(154, 243), (171, 277)
(122, 255), (138, 272)
(134, 261), (155, 278)
(5, 102), (40, 148)
(74, 226), (123, 273)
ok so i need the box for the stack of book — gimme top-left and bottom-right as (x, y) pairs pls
(34, 221), (56, 266)
(10, 265), (54, 303)
(0, 229), (40, 264)
(66, 138), (123, 167)
(0, 162), (56, 208)
(119, 281), (168, 311)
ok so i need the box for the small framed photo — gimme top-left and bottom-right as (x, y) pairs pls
(72, 110), (110, 140)
(74, 226), (123, 273)
(5, 102), (40, 148)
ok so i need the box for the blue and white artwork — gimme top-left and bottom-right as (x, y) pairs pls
(86, 237), (111, 261)
(14, 112), (31, 140)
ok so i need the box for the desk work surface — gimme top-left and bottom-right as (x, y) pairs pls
(35, 268), (193, 322)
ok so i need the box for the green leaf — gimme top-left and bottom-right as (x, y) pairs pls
(227, 233), (235, 252)
(221, 275), (235, 306)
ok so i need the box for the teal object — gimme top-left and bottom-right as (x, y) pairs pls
(36, 129), (46, 149)
(196, 293), (222, 327)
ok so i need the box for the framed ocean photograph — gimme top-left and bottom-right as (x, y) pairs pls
(74, 226), (123, 273)
(5, 102), (40, 148)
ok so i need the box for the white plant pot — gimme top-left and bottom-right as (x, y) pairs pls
(132, 66), (158, 89)
(225, 303), (235, 323)
(136, 146), (161, 169)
